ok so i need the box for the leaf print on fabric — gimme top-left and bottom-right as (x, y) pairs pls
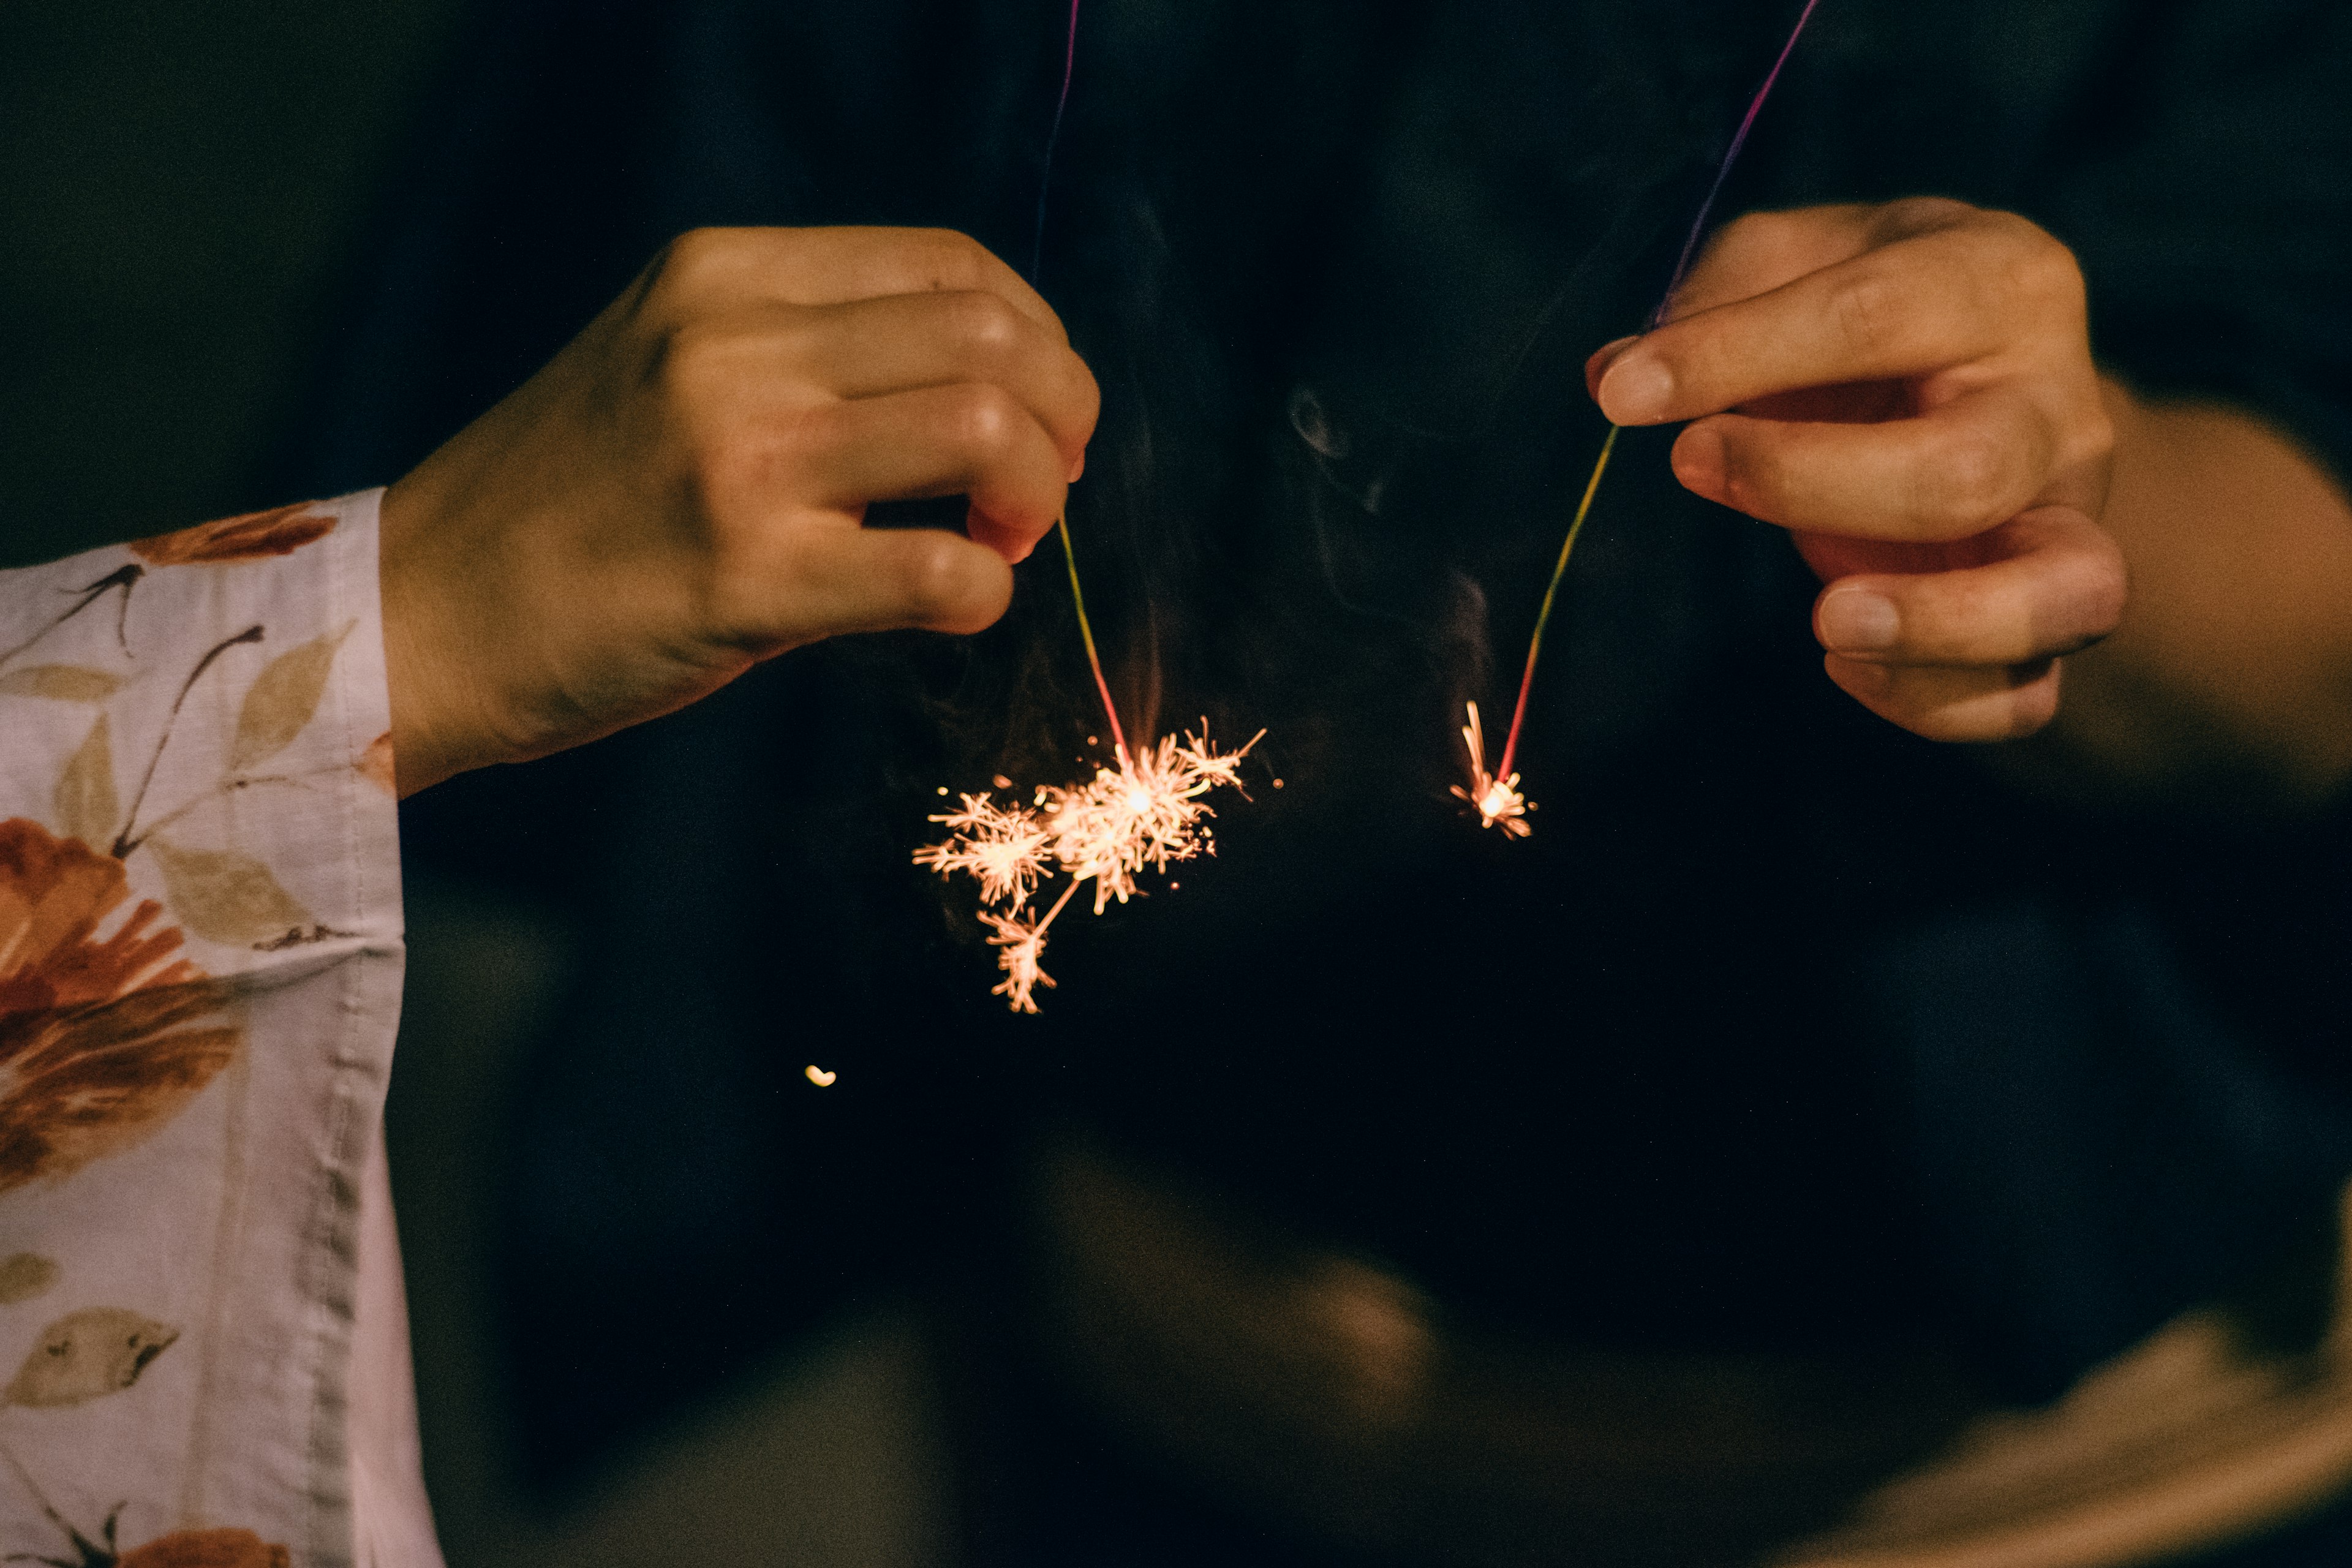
(145, 840), (312, 949)
(0, 1252), (58, 1304)
(0, 667), (124, 703)
(2, 1306), (177, 1408)
(227, 625), (349, 773)
(0, 566), (140, 677)
(128, 505), (334, 567)
(53, 717), (118, 851)
(0, 819), (237, 1196)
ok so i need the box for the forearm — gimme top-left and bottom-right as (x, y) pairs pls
(2029, 380), (2352, 809)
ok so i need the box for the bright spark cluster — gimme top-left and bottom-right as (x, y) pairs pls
(1450, 701), (1532, 837)
(918, 724), (1262, 1012)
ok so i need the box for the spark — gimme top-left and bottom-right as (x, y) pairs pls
(1044, 726), (1261, 913)
(1466, 0), (1821, 838)
(1449, 701), (1531, 837)
(924, 1), (1270, 1014)
(978, 884), (1072, 1015)
(918, 724), (1262, 1009)
(915, 791), (1053, 909)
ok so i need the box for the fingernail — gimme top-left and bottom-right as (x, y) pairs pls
(1585, 335), (1640, 394)
(1597, 350), (1674, 424)
(1671, 424), (1725, 499)
(1819, 587), (1901, 652)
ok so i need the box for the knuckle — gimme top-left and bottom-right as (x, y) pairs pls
(1921, 426), (2012, 531)
(641, 319), (750, 431)
(945, 382), (1021, 455)
(2002, 228), (2086, 313)
(642, 227), (741, 312)
(895, 533), (978, 620)
(903, 227), (989, 290)
(1071, 356), (1104, 429)
(946, 288), (1026, 360)
(1877, 195), (1975, 238)
(1711, 208), (1805, 261)
(1827, 268), (1903, 358)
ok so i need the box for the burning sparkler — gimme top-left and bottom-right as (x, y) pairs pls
(1449, 702), (1530, 837)
(1459, 0), (1821, 835)
(922, 0), (1268, 1012)
(921, 716), (1261, 1012)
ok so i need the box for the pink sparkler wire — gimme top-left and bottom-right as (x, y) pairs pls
(1033, 1), (1133, 767)
(1490, 0), (1821, 785)
(1033, 0), (1082, 278)
(1058, 511), (1131, 765)
(1651, 0), (1822, 328)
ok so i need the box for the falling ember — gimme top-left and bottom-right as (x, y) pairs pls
(1449, 701), (1531, 837)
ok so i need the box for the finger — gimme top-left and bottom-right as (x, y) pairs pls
(647, 226), (1070, 343)
(797, 290), (1101, 466)
(778, 525), (1017, 641)
(1809, 507), (2125, 667)
(1824, 654), (2062, 743)
(1673, 385), (2056, 541)
(797, 382), (1071, 562)
(1596, 214), (2075, 426)
(1663, 204), (1880, 319)
(1584, 203), (1948, 396)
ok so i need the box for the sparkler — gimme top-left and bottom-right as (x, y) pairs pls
(1460, 0), (1822, 834)
(1449, 702), (1530, 838)
(921, 0), (1264, 1011)
(921, 718), (1261, 1012)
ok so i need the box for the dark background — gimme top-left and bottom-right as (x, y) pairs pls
(0, 0), (461, 565)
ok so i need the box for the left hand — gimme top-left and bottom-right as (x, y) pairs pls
(1589, 198), (2125, 742)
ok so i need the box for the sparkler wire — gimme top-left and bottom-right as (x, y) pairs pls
(1494, 424), (1617, 785)
(1653, 0), (1822, 328)
(1032, 0), (1082, 279)
(1031, 0), (1129, 766)
(1056, 510), (1130, 764)
(1484, 0), (1821, 806)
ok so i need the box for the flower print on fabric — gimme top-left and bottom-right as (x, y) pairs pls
(0, 819), (236, 1197)
(0, 490), (417, 1568)
(6, 1502), (289, 1568)
(127, 506), (336, 568)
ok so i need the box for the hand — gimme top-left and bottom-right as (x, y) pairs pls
(1589, 198), (2124, 743)
(379, 226), (1100, 795)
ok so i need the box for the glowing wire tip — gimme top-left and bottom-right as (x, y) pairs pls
(1450, 701), (1532, 837)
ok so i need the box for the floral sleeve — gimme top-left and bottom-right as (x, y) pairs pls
(0, 492), (431, 1568)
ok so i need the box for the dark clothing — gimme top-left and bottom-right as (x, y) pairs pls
(285, 0), (2352, 1559)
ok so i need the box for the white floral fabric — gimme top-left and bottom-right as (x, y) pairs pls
(0, 491), (436, 1568)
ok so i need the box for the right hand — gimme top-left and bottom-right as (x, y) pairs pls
(379, 226), (1100, 796)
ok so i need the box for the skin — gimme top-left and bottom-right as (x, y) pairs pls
(1589, 197), (2352, 809)
(379, 226), (1099, 796)
(382, 208), (2352, 810)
